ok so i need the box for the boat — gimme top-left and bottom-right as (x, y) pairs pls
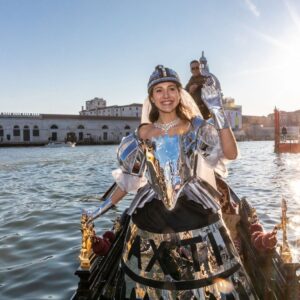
(71, 179), (300, 300)
(274, 108), (300, 153)
(45, 141), (76, 147)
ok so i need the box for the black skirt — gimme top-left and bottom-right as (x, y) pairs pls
(132, 196), (220, 234)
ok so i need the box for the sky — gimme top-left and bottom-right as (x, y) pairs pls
(0, 0), (300, 116)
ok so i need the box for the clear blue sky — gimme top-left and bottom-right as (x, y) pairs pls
(0, 0), (299, 116)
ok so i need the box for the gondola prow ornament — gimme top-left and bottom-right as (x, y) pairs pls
(277, 198), (293, 263)
(78, 184), (118, 268)
(79, 212), (96, 268)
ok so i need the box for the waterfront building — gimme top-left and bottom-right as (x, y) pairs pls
(242, 110), (300, 140)
(0, 112), (139, 146)
(223, 97), (242, 131)
(222, 97), (246, 140)
(268, 110), (300, 126)
(84, 97), (107, 110)
(79, 97), (142, 118)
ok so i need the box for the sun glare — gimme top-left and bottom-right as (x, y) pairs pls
(268, 2), (300, 90)
(278, 33), (300, 77)
(258, 28), (300, 94)
(244, 2), (300, 100)
(290, 179), (300, 198)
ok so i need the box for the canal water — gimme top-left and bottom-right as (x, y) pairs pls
(0, 141), (299, 299)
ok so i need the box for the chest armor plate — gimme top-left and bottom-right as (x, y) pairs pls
(145, 132), (198, 210)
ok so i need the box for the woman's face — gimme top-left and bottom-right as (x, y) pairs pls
(151, 82), (180, 114)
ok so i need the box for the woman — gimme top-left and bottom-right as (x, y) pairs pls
(88, 65), (257, 299)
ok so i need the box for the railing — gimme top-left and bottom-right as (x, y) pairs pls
(280, 134), (300, 143)
(0, 112), (41, 118)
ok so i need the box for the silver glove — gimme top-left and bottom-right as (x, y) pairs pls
(201, 75), (230, 130)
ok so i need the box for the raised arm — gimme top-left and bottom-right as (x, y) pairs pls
(111, 185), (128, 205)
(201, 74), (238, 160)
(219, 128), (238, 160)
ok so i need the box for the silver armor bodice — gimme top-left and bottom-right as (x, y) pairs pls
(147, 134), (189, 209)
(117, 117), (223, 211)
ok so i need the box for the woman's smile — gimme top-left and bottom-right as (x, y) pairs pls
(160, 100), (174, 105)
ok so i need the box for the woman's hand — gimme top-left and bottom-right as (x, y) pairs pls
(86, 197), (114, 223)
(201, 76), (230, 131)
(201, 83), (223, 112)
(201, 75), (238, 160)
(85, 185), (127, 223)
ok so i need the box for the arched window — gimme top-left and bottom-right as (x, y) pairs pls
(102, 125), (108, 130)
(50, 124), (58, 129)
(0, 125), (3, 137)
(23, 125), (30, 142)
(124, 125), (131, 130)
(77, 125), (84, 129)
(13, 125), (20, 137)
(33, 125), (39, 137)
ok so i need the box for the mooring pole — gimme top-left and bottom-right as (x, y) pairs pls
(274, 107), (280, 153)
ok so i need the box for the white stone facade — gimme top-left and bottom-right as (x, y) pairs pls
(85, 97), (107, 110)
(0, 113), (140, 145)
(223, 97), (242, 131)
(80, 100), (142, 118)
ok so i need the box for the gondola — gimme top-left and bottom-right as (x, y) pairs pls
(71, 179), (300, 300)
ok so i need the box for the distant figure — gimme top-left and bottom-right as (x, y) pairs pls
(185, 60), (211, 119)
(281, 126), (287, 142)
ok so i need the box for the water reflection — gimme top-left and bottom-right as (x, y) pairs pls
(273, 153), (300, 262)
(290, 179), (300, 198)
(228, 144), (300, 263)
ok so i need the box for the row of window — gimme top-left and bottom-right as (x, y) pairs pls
(0, 124), (131, 129)
(0, 125), (39, 137)
(0, 124), (131, 137)
(0, 125), (40, 137)
(49, 124), (131, 130)
(0, 127), (39, 137)
(96, 107), (140, 112)
(91, 111), (139, 117)
(0, 131), (132, 142)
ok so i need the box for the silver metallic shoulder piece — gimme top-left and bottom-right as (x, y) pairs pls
(197, 119), (220, 148)
(205, 118), (215, 126)
(191, 116), (205, 131)
(190, 116), (211, 143)
(117, 132), (145, 177)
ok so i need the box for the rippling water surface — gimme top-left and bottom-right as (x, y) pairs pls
(0, 141), (299, 299)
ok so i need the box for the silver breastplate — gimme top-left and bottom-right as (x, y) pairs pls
(145, 134), (195, 210)
(116, 117), (221, 212)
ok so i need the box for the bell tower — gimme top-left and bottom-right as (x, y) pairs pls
(199, 51), (209, 73)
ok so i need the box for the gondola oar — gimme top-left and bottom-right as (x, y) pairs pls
(99, 182), (117, 201)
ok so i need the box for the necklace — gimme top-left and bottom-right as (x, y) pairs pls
(153, 118), (180, 134)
